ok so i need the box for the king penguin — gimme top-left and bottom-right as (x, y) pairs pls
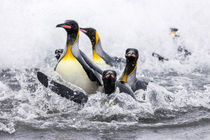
(79, 27), (126, 69)
(119, 48), (148, 92)
(55, 20), (102, 94)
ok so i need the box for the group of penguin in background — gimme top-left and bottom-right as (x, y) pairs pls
(152, 28), (191, 62)
(37, 20), (191, 105)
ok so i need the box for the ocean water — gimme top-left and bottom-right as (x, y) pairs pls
(0, 0), (210, 139)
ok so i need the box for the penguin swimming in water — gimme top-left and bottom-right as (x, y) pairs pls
(79, 27), (125, 69)
(55, 20), (102, 94)
(37, 70), (136, 105)
(152, 52), (169, 62)
(120, 48), (148, 92)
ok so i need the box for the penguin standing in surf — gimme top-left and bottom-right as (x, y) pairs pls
(120, 48), (148, 92)
(55, 20), (102, 94)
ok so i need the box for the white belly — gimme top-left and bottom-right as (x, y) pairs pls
(56, 60), (98, 94)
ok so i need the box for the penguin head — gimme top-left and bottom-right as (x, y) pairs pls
(121, 48), (139, 83)
(102, 70), (117, 95)
(170, 28), (178, 35)
(125, 48), (139, 63)
(102, 70), (117, 81)
(56, 20), (79, 45)
(56, 20), (79, 34)
(80, 27), (98, 49)
(55, 49), (64, 60)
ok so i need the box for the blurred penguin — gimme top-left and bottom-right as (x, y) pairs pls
(170, 28), (191, 59)
(152, 27), (191, 62)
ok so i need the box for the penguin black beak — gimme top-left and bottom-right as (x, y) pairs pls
(56, 24), (71, 29)
(80, 28), (88, 34)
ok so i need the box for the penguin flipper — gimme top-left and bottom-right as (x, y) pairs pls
(80, 50), (103, 75)
(116, 81), (136, 99)
(37, 71), (88, 104)
(75, 55), (103, 86)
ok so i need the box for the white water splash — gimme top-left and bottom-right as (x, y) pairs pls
(0, 0), (210, 137)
